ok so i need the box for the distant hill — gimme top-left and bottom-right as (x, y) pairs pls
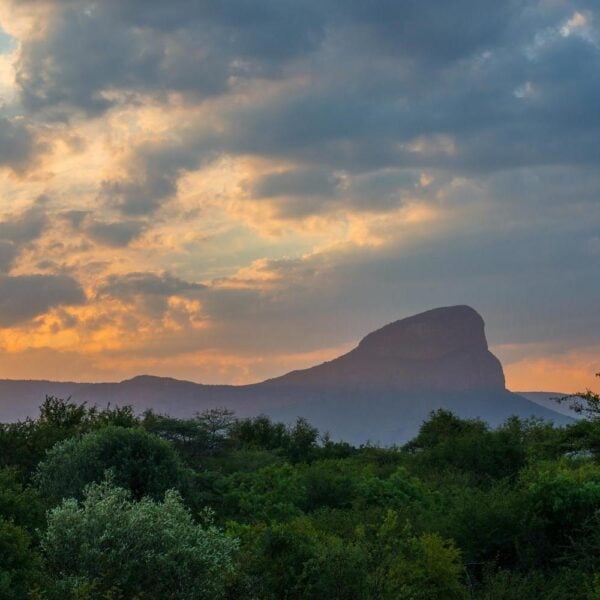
(518, 391), (582, 418)
(0, 305), (572, 444)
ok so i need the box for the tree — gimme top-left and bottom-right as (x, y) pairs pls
(0, 468), (45, 533)
(227, 517), (368, 599)
(229, 415), (319, 462)
(35, 426), (191, 502)
(557, 373), (600, 419)
(370, 511), (467, 599)
(403, 410), (528, 482)
(518, 460), (600, 568)
(199, 408), (237, 454)
(0, 397), (137, 479)
(41, 480), (238, 599)
(142, 408), (237, 466)
(221, 463), (307, 523)
(287, 418), (319, 463)
(296, 539), (368, 599)
(0, 518), (40, 600)
(230, 415), (290, 451)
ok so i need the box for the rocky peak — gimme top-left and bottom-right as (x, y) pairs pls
(356, 305), (488, 361)
(269, 305), (506, 391)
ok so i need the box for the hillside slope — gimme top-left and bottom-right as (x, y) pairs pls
(0, 306), (572, 443)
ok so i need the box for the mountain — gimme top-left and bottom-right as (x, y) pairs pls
(0, 305), (572, 444)
(518, 391), (582, 418)
(264, 305), (505, 391)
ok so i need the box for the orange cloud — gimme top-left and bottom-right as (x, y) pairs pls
(504, 347), (600, 393)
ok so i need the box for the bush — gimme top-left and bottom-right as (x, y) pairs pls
(41, 480), (238, 599)
(35, 426), (191, 502)
(0, 517), (40, 599)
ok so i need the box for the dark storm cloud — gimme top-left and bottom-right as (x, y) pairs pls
(0, 202), (49, 272)
(15, 0), (521, 118)
(60, 210), (146, 247)
(194, 205), (600, 357)
(247, 168), (428, 217)
(98, 272), (206, 299)
(15, 0), (325, 117)
(0, 117), (37, 171)
(18, 0), (598, 216)
(247, 168), (343, 217)
(0, 202), (48, 245)
(0, 274), (85, 326)
(251, 169), (340, 199)
(222, 30), (600, 174)
(100, 137), (217, 215)
(85, 219), (146, 247)
(124, 5), (600, 211)
(100, 169), (179, 216)
(0, 242), (18, 273)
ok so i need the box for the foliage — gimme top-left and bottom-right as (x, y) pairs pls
(0, 397), (136, 479)
(0, 517), (41, 599)
(230, 415), (320, 463)
(142, 408), (236, 463)
(557, 373), (600, 418)
(367, 509), (467, 599)
(2, 392), (600, 597)
(41, 480), (238, 599)
(220, 463), (307, 523)
(0, 468), (45, 533)
(227, 517), (369, 599)
(404, 410), (529, 482)
(35, 426), (191, 502)
(477, 567), (593, 600)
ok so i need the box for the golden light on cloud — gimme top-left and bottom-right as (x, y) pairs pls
(0, 0), (596, 397)
(0, 51), (16, 103)
(504, 347), (600, 393)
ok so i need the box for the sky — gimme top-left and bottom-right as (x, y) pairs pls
(0, 0), (597, 392)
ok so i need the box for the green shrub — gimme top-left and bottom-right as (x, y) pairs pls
(42, 480), (237, 599)
(36, 426), (191, 502)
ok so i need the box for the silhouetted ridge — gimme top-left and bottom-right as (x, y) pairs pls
(357, 305), (487, 358)
(0, 305), (570, 443)
(266, 305), (505, 391)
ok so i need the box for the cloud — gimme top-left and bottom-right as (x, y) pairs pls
(89, 272), (208, 337)
(219, 33), (600, 175)
(503, 345), (600, 393)
(85, 219), (146, 247)
(0, 274), (85, 326)
(10, 0), (521, 119)
(0, 116), (37, 171)
(99, 135), (217, 215)
(247, 168), (342, 217)
(0, 242), (18, 272)
(245, 168), (432, 217)
(0, 201), (48, 244)
(11, 0), (598, 218)
(0, 201), (49, 272)
(98, 272), (206, 299)
(61, 210), (89, 229)
(60, 211), (146, 247)
(12, 0), (325, 117)
(250, 168), (340, 199)
(0, 0), (596, 389)
(58, 1), (596, 217)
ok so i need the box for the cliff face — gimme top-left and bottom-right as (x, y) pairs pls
(267, 305), (506, 391)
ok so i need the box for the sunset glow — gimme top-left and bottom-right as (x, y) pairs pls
(0, 1), (597, 392)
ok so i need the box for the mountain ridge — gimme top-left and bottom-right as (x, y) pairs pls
(0, 305), (573, 443)
(264, 305), (505, 391)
